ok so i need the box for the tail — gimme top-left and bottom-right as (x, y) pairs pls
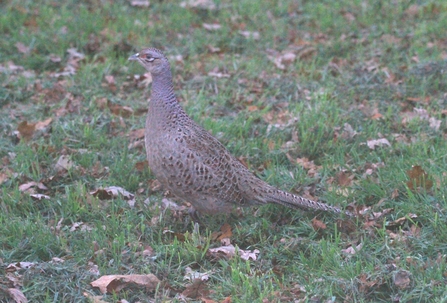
(265, 188), (353, 217)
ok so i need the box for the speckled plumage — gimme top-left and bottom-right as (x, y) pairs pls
(129, 48), (348, 216)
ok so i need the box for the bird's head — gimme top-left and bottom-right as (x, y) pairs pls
(128, 48), (169, 75)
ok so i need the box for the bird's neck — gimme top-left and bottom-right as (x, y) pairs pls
(150, 71), (180, 111)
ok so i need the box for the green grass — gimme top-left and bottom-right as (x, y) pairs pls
(1, 0), (447, 302)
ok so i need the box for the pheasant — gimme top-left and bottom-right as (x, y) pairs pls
(129, 48), (351, 217)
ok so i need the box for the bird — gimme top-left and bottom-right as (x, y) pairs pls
(128, 47), (352, 218)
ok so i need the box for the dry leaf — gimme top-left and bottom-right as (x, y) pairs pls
(336, 171), (353, 187)
(211, 223), (233, 242)
(406, 165), (433, 190)
(182, 278), (210, 299)
(108, 103), (134, 118)
(180, 0), (216, 10)
(90, 186), (135, 202)
(15, 42), (30, 54)
(239, 30), (260, 40)
(134, 161), (149, 171)
(55, 155), (74, 172)
(202, 23), (221, 31)
(184, 267), (210, 281)
(207, 244), (259, 261)
(91, 274), (160, 294)
(6, 288), (28, 303)
(311, 218), (327, 230)
(366, 138), (391, 150)
(341, 243), (363, 255)
(18, 181), (48, 192)
(393, 270), (412, 289)
(130, 0), (150, 7)
(17, 118), (52, 140)
(6, 262), (36, 272)
(30, 193), (50, 200)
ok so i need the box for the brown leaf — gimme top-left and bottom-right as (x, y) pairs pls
(182, 279), (210, 299)
(17, 118), (52, 141)
(341, 243), (363, 255)
(184, 267), (210, 281)
(15, 42), (30, 54)
(386, 214), (417, 228)
(90, 186), (135, 201)
(130, 0), (150, 7)
(336, 171), (353, 187)
(30, 193), (51, 200)
(91, 274), (160, 294)
(202, 23), (221, 31)
(238, 30), (260, 40)
(207, 244), (259, 261)
(104, 75), (117, 92)
(210, 223), (233, 243)
(221, 297), (232, 303)
(393, 270), (412, 289)
(6, 288), (28, 303)
(180, 0), (216, 10)
(55, 155), (74, 172)
(0, 171), (9, 184)
(18, 181), (48, 192)
(311, 218), (327, 230)
(366, 138), (391, 150)
(134, 161), (148, 171)
(405, 4), (420, 16)
(163, 229), (186, 242)
(108, 103), (134, 118)
(406, 165), (433, 190)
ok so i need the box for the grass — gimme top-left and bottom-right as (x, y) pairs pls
(1, 0), (447, 302)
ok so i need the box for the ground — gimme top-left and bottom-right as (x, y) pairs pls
(1, 0), (447, 302)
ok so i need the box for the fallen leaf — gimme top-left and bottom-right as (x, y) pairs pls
(130, 0), (150, 6)
(180, 0), (216, 10)
(108, 103), (134, 118)
(184, 267), (210, 281)
(15, 42), (30, 54)
(341, 243), (363, 255)
(30, 193), (50, 200)
(6, 262), (36, 272)
(207, 245), (259, 261)
(70, 222), (93, 232)
(239, 30), (260, 40)
(181, 278), (210, 299)
(163, 229), (186, 241)
(0, 171), (9, 184)
(134, 161), (148, 171)
(17, 118), (52, 140)
(336, 171), (353, 187)
(6, 288), (28, 303)
(202, 23), (221, 31)
(211, 223), (233, 242)
(18, 181), (48, 192)
(406, 165), (433, 190)
(386, 214), (417, 228)
(405, 4), (420, 16)
(341, 123), (357, 139)
(90, 186), (135, 202)
(311, 218), (327, 230)
(55, 155), (74, 172)
(91, 274), (160, 294)
(366, 138), (391, 150)
(104, 75), (116, 92)
(393, 270), (412, 289)
(429, 117), (441, 131)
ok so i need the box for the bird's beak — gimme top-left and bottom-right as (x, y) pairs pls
(128, 53), (139, 61)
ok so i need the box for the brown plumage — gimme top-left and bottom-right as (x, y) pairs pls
(129, 48), (351, 216)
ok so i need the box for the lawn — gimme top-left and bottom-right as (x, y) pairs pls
(1, 0), (447, 302)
